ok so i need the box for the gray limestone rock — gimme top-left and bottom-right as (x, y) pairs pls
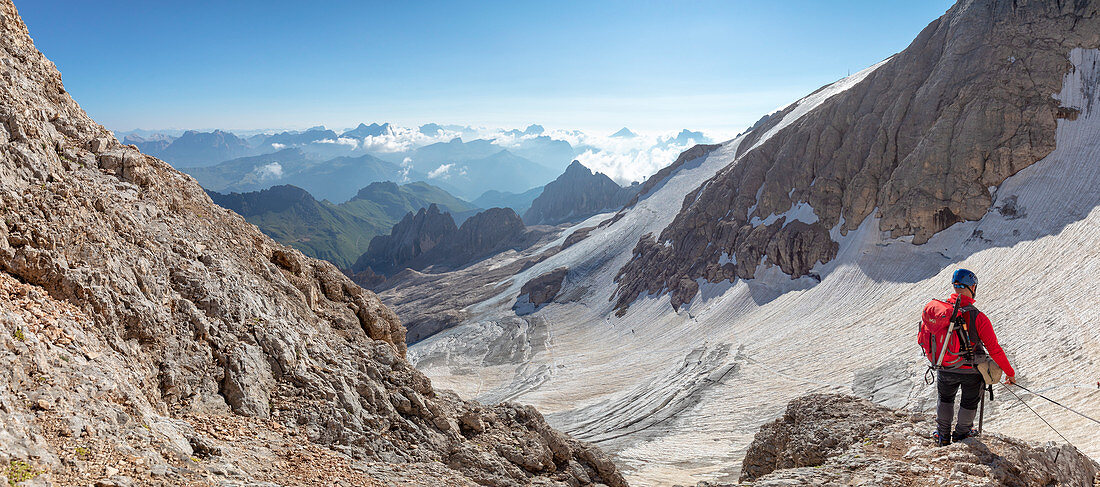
(0, 2), (626, 485)
(738, 394), (1099, 486)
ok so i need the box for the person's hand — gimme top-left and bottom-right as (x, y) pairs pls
(1004, 375), (1017, 385)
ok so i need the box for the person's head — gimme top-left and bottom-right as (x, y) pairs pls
(952, 268), (978, 298)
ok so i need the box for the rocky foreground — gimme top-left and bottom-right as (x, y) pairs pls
(0, 1), (624, 485)
(727, 394), (1099, 486)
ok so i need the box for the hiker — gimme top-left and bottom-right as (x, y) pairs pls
(921, 269), (1016, 446)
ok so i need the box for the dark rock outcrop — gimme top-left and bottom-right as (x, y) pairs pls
(561, 226), (596, 250)
(515, 267), (569, 313)
(353, 204), (459, 276)
(614, 0), (1100, 313)
(738, 394), (1099, 486)
(0, 2), (626, 485)
(352, 205), (544, 283)
(450, 207), (528, 262)
(524, 161), (639, 225)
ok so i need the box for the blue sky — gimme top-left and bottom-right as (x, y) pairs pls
(19, 0), (954, 136)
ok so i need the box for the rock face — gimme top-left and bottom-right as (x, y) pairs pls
(614, 0), (1100, 313)
(451, 207), (529, 262)
(0, 2), (625, 485)
(352, 204), (542, 281)
(515, 267), (569, 313)
(524, 161), (639, 225)
(737, 394), (1099, 486)
(352, 204), (461, 276)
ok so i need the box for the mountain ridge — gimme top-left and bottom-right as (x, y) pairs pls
(207, 181), (476, 269)
(523, 160), (638, 225)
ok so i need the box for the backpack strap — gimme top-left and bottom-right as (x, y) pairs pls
(960, 305), (980, 344)
(954, 304), (983, 363)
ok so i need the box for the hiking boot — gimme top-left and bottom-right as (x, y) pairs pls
(952, 429), (978, 442)
(932, 431), (951, 447)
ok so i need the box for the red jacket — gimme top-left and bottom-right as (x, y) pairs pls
(942, 294), (1015, 377)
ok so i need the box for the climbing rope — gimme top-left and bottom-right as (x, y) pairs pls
(1012, 383), (1100, 426)
(1002, 384), (1075, 462)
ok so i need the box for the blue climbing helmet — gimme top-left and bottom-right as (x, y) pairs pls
(952, 269), (978, 288)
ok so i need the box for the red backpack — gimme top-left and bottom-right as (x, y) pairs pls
(918, 299), (981, 369)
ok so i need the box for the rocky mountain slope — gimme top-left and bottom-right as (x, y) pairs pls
(0, 2), (625, 485)
(402, 1), (1100, 484)
(613, 0), (1100, 312)
(208, 182), (476, 269)
(523, 161), (639, 226)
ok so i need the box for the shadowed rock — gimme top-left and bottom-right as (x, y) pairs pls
(515, 267), (569, 313)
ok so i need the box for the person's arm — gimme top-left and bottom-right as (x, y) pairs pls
(975, 312), (1016, 379)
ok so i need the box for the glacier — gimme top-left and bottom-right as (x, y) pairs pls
(408, 49), (1100, 485)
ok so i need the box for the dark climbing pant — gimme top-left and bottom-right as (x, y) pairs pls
(938, 370), (983, 409)
(936, 370), (983, 437)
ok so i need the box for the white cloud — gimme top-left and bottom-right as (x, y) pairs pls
(428, 163), (454, 179)
(254, 162), (284, 180)
(398, 157), (413, 182)
(540, 128), (705, 185)
(317, 137), (360, 149)
(270, 143), (286, 150)
(261, 123), (715, 185)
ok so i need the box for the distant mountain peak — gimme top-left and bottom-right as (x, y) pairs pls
(523, 160), (637, 225)
(564, 160), (593, 175)
(341, 122), (392, 138)
(611, 127), (637, 138)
